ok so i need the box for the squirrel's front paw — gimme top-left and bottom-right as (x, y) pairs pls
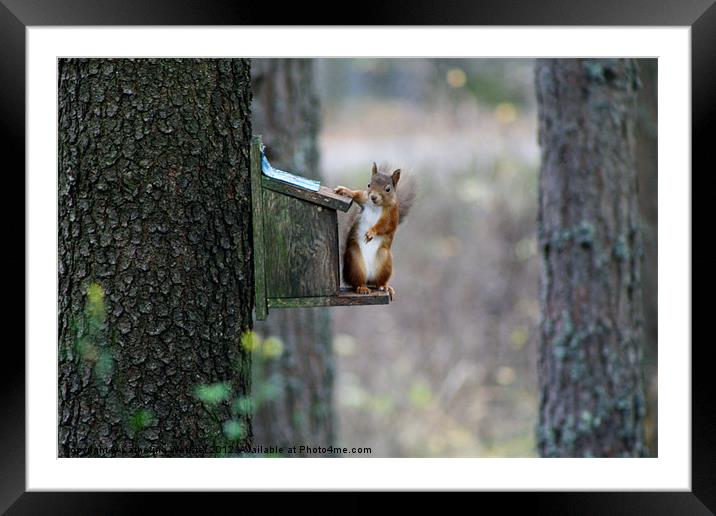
(364, 229), (375, 243)
(334, 186), (350, 197)
(356, 286), (371, 295)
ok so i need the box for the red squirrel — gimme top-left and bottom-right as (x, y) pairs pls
(334, 163), (414, 299)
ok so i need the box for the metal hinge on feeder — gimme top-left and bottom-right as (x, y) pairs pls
(250, 135), (390, 320)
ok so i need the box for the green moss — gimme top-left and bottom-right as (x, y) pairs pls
(583, 62), (605, 83)
(570, 351), (588, 381)
(546, 221), (600, 254)
(613, 236), (630, 261)
(552, 310), (574, 361)
(292, 409), (307, 428)
(594, 251), (609, 269)
(312, 401), (330, 419)
(555, 228), (572, 251)
(616, 396), (631, 411)
(578, 410), (593, 434)
(129, 409), (154, 432)
(94, 349), (114, 383)
(575, 221), (596, 248)
(222, 420), (247, 441)
(232, 396), (253, 415)
(194, 382), (232, 406)
(561, 415), (577, 447)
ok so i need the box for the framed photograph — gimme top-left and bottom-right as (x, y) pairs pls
(7, 0), (708, 510)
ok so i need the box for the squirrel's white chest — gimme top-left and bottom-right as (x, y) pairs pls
(357, 204), (384, 281)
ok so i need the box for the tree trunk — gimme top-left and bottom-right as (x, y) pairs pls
(249, 59), (336, 455)
(535, 59), (647, 457)
(58, 58), (254, 457)
(634, 59), (658, 456)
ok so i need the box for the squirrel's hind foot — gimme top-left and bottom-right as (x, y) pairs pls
(378, 285), (395, 300)
(356, 286), (371, 295)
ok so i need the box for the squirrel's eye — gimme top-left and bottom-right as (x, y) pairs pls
(385, 186), (391, 192)
(367, 184), (371, 188)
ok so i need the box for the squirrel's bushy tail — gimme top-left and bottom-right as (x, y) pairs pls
(396, 174), (417, 223)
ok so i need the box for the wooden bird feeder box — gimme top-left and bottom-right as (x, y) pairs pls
(250, 135), (390, 320)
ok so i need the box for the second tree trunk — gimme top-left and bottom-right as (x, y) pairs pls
(535, 59), (647, 457)
(250, 59), (336, 455)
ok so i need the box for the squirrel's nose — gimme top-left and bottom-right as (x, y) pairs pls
(370, 194), (378, 203)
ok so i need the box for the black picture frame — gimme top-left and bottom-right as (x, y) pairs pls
(5, 0), (709, 511)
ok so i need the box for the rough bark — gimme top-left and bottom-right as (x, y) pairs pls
(250, 59), (336, 454)
(58, 59), (254, 457)
(535, 59), (647, 457)
(634, 59), (658, 456)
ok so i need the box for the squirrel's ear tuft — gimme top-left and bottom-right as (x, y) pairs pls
(392, 169), (401, 186)
(371, 162), (378, 176)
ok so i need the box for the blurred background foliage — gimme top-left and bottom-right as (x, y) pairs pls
(312, 58), (656, 457)
(315, 59), (541, 457)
